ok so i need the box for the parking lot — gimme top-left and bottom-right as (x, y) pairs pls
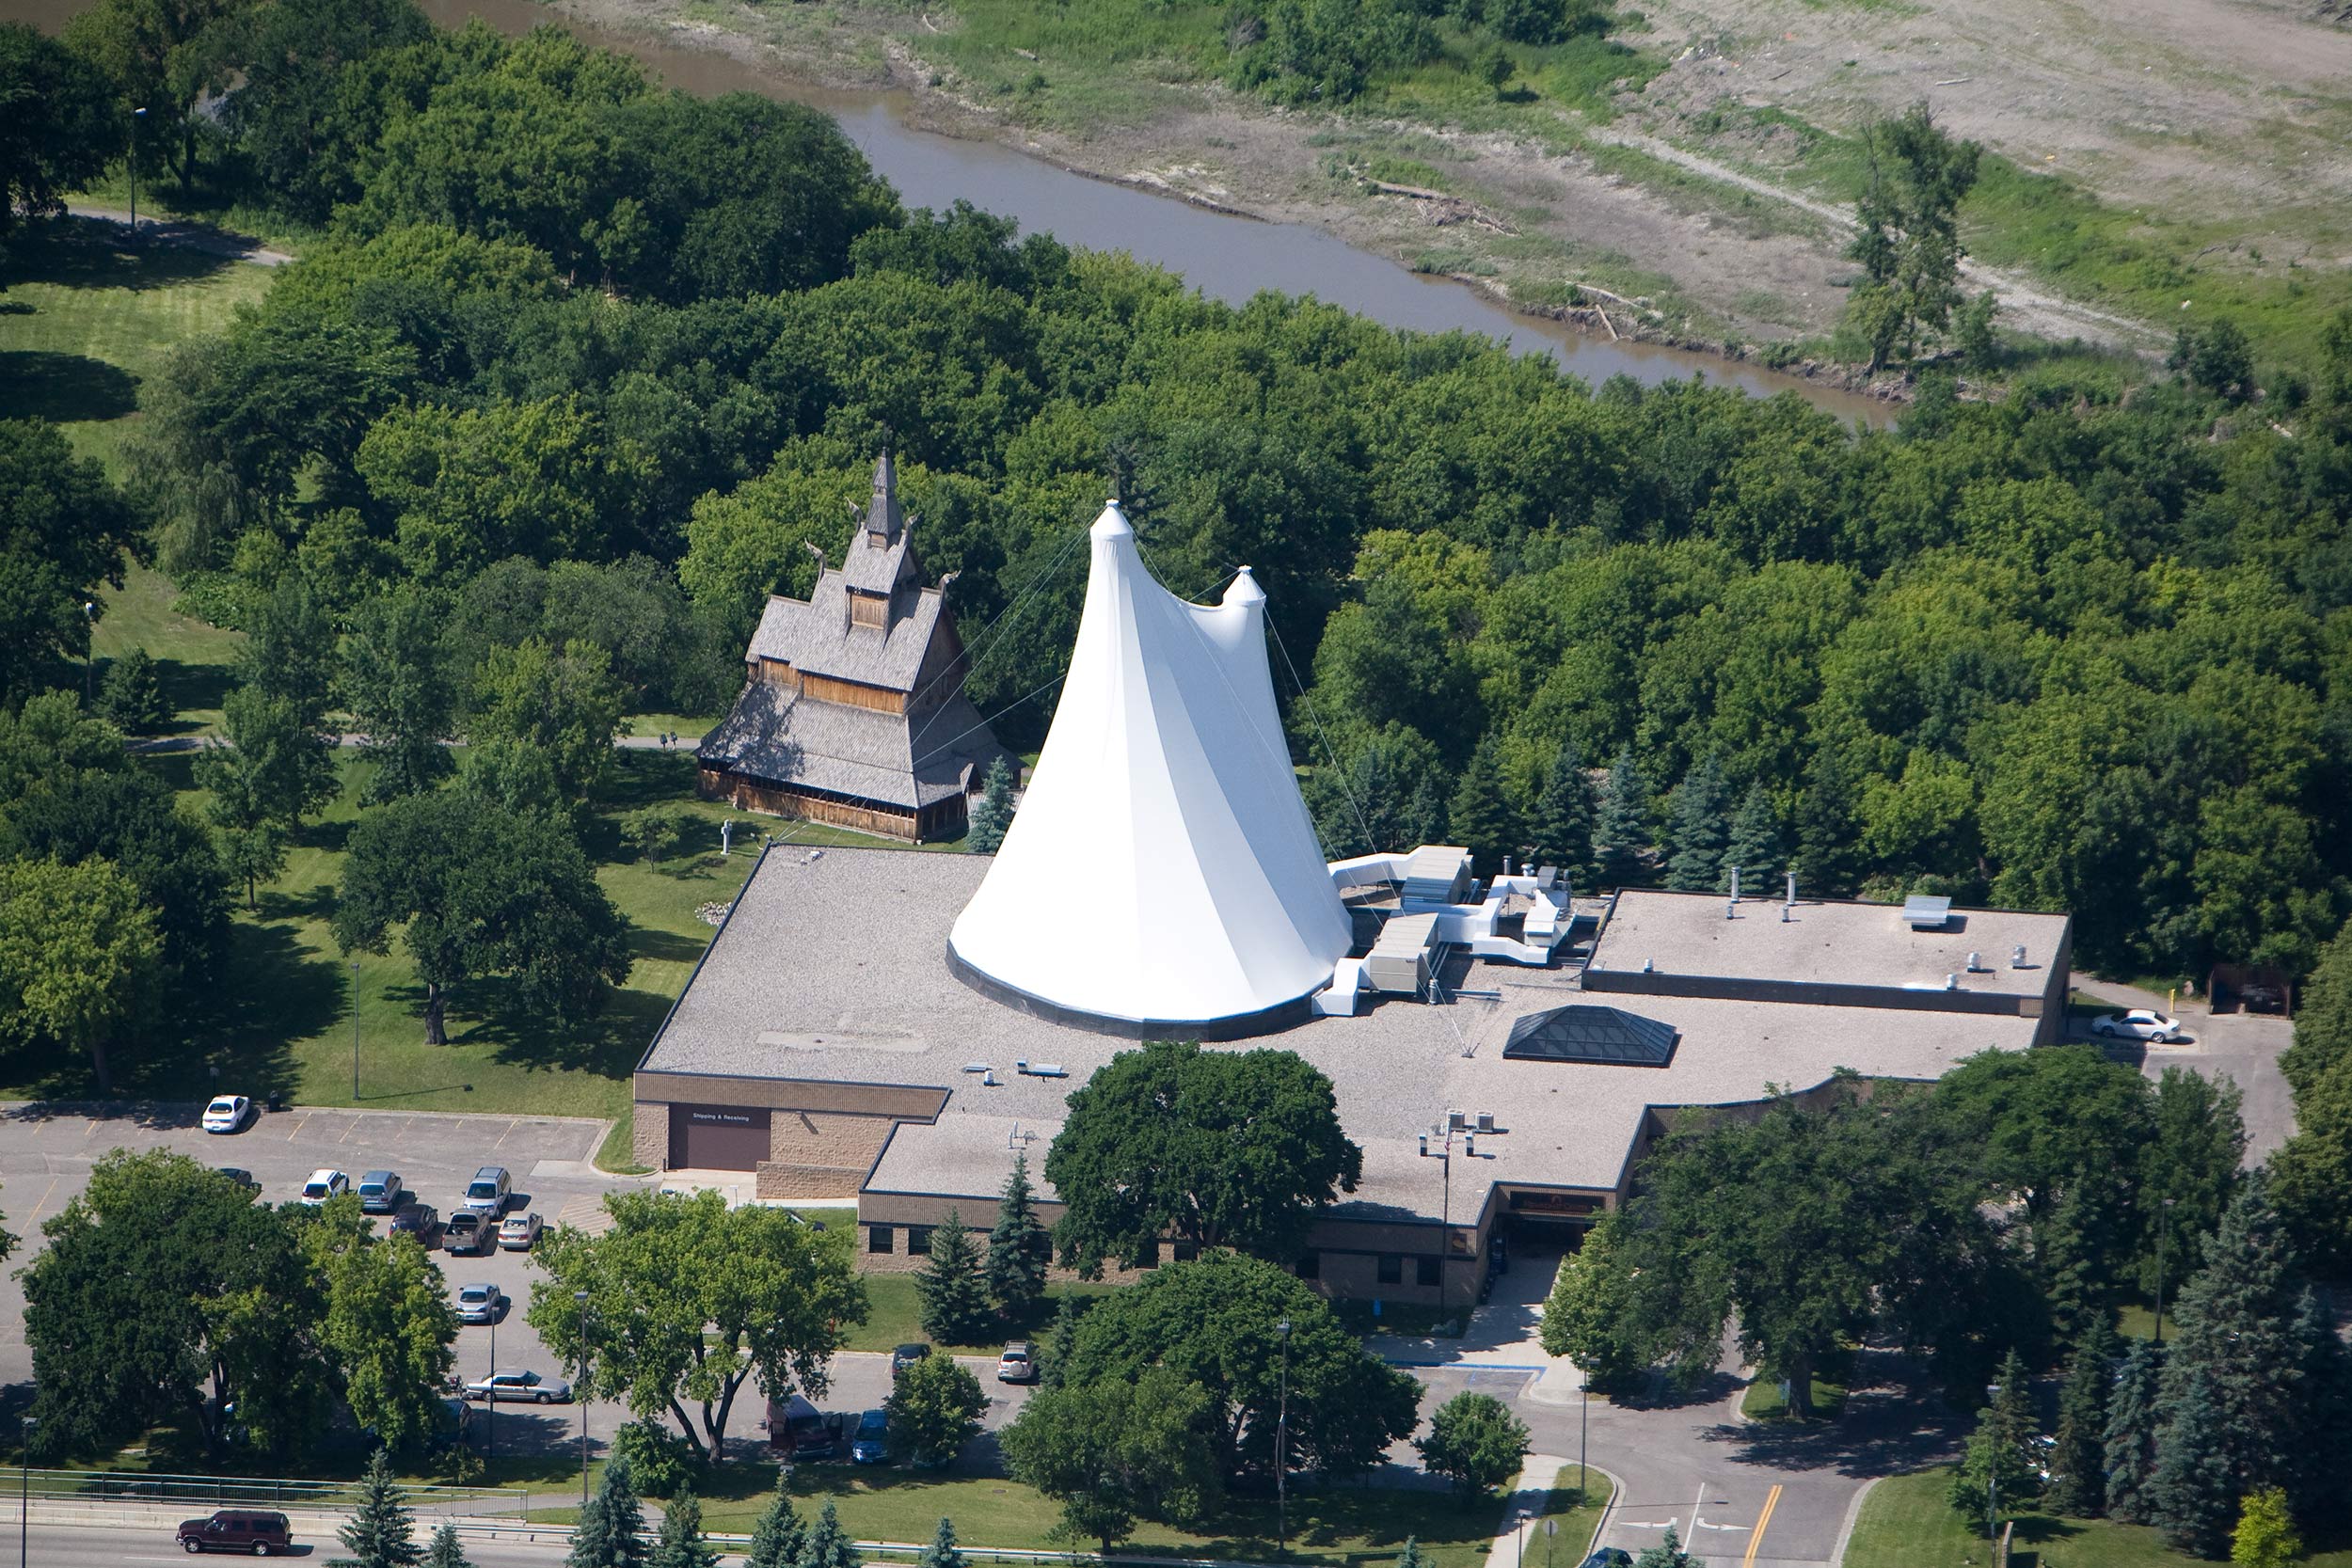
(0, 1103), (1040, 1463)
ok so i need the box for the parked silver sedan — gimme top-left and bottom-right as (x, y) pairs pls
(498, 1212), (543, 1251)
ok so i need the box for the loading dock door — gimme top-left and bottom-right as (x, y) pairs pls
(669, 1104), (771, 1169)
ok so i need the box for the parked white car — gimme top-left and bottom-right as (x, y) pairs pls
(2093, 1008), (2184, 1043)
(298, 1168), (351, 1205)
(200, 1095), (251, 1133)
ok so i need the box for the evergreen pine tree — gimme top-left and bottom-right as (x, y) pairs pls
(1594, 748), (1651, 890)
(1394, 1539), (1429, 1568)
(1793, 747), (1863, 897)
(330, 1449), (423, 1568)
(99, 646), (170, 734)
(2156, 1174), (2314, 1514)
(985, 1152), (1052, 1322)
(797, 1499), (860, 1568)
(423, 1523), (474, 1568)
(2044, 1318), (2118, 1517)
(1633, 1524), (1694, 1568)
(918, 1517), (965, 1568)
(649, 1489), (719, 1568)
(1041, 1291), (1085, 1389)
(967, 758), (1016, 853)
(743, 1481), (804, 1568)
(2288, 1284), (2352, 1516)
(1949, 1348), (2040, 1519)
(1405, 768), (1451, 849)
(1721, 784), (1781, 895)
(2041, 1170), (2131, 1347)
(915, 1209), (993, 1346)
(1448, 736), (1520, 876)
(1530, 740), (1597, 886)
(2104, 1338), (2166, 1522)
(1663, 755), (1730, 892)
(2151, 1365), (2235, 1557)
(566, 1456), (649, 1568)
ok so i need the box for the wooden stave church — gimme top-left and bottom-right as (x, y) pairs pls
(695, 452), (1015, 842)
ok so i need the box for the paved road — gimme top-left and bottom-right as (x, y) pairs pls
(10, 1518), (632, 1565)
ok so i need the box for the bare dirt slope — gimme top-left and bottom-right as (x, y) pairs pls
(1633, 0), (2352, 235)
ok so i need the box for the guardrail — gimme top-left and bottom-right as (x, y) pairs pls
(12, 1466), (524, 1515)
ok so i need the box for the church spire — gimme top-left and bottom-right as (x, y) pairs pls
(867, 448), (904, 545)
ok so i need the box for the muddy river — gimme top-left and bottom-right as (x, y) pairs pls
(6, 0), (1890, 422)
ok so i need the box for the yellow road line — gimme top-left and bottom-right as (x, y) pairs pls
(26, 1175), (58, 1227)
(1742, 1484), (1782, 1568)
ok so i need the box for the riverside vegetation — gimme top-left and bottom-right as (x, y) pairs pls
(2, 0), (2350, 1107)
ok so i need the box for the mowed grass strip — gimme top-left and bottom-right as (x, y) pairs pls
(529, 1461), (1544, 1568)
(0, 220), (278, 471)
(1844, 1468), (2352, 1568)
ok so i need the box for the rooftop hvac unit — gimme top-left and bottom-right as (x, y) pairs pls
(1447, 1110), (1468, 1132)
(961, 1062), (991, 1073)
(1474, 1111), (1495, 1133)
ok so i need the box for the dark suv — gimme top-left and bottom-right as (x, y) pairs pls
(176, 1509), (293, 1554)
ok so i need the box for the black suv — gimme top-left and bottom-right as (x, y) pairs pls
(177, 1509), (293, 1555)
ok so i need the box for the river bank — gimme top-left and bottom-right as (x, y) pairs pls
(503, 0), (1949, 406)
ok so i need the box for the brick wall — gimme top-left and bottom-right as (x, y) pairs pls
(631, 1103), (667, 1169)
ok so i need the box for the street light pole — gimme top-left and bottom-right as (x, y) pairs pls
(576, 1291), (592, 1507)
(486, 1301), (496, 1465)
(1578, 1380), (1589, 1504)
(20, 1416), (34, 1568)
(127, 108), (147, 238)
(351, 959), (361, 1101)
(1275, 1319), (1292, 1559)
(1438, 1130), (1452, 1324)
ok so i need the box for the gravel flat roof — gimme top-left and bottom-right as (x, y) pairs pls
(645, 847), (2044, 1221)
(1588, 888), (2072, 998)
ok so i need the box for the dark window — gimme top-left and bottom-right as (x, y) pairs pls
(1172, 1241), (1199, 1262)
(1295, 1251), (1320, 1280)
(1417, 1256), (1442, 1287)
(1376, 1255), (1403, 1286)
(867, 1225), (895, 1255)
(907, 1226), (933, 1257)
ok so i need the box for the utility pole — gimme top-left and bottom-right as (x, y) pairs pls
(1275, 1319), (1292, 1559)
(19, 1417), (33, 1568)
(576, 1291), (593, 1506)
(486, 1300), (497, 1464)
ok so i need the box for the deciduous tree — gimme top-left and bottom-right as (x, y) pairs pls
(528, 1189), (866, 1463)
(1052, 1251), (1420, 1478)
(0, 24), (116, 244)
(1536, 1212), (1649, 1390)
(468, 636), (625, 802)
(1843, 103), (1981, 371)
(332, 789), (630, 1044)
(1003, 1367), (1221, 1553)
(304, 1217), (458, 1456)
(341, 586), (458, 802)
(0, 854), (162, 1093)
(1416, 1392), (1530, 1500)
(1046, 1040), (1362, 1274)
(0, 420), (140, 705)
(884, 1351), (987, 1467)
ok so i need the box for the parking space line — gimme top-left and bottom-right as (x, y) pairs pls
(25, 1175), (58, 1226)
(492, 1118), (518, 1148)
(285, 1113), (310, 1141)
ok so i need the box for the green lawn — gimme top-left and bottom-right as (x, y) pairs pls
(0, 219), (278, 472)
(1845, 1469), (2352, 1568)
(531, 1461), (1585, 1568)
(88, 561), (246, 736)
(0, 750), (946, 1132)
(1740, 1372), (1850, 1422)
(840, 1274), (1120, 1354)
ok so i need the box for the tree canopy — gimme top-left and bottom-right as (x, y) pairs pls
(1045, 1039), (1362, 1275)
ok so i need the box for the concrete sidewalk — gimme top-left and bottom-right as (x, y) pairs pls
(1367, 1248), (1588, 1405)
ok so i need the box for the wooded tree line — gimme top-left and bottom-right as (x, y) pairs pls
(4, 0), (2349, 1010)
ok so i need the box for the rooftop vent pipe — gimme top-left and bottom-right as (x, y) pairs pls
(1968, 950), (1982, 973)
(1781, 902), (1792, 923)
(1946, 973), (1960, 990)
(1730, 865), (1741, 901)
(2011, 944), (2028, 969)
(1726, 899), (1738, 921)
(1786, 869), (1798, 904)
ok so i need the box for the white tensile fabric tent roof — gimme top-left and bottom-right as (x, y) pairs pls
(947, 501), (1353, 1030)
